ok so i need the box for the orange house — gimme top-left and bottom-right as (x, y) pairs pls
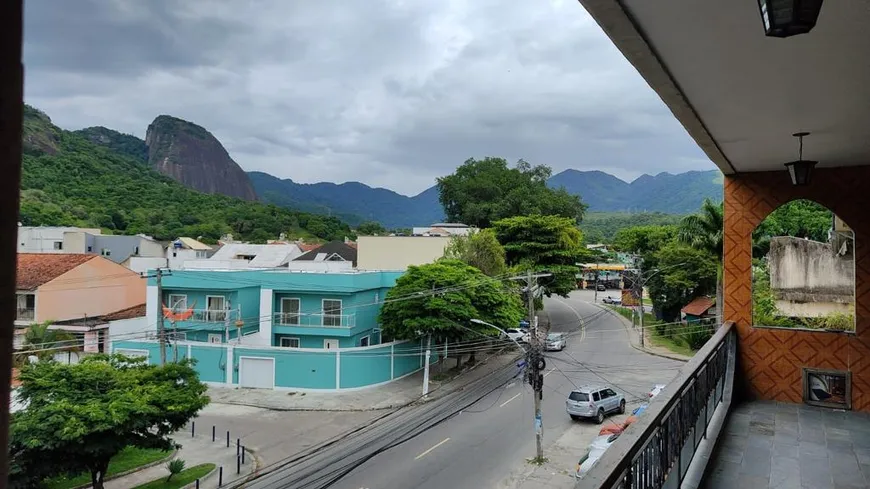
(15, 253), (146, 349)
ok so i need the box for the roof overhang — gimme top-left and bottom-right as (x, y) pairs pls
(577, 0), (870, 174)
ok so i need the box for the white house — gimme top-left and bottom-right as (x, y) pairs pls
(411, 223), (476, 237)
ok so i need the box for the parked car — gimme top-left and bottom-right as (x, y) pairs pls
(596, 283), (606, 291)
(566, 385), (626, 424)
(575, 433), (620, 478)
(649, 384), (666, 399)
(602, 295), (621, 305)
(544, 333), (567, 351)
(502, 328), (529, 344)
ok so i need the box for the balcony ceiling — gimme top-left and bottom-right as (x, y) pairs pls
(579, 0), (870, 174)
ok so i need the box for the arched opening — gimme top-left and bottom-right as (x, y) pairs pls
(751, 199), (855, 332)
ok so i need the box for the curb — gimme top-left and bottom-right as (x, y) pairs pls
(209, 399), (407, 413)
(594, 303), (690, 363)
(180, 463), (218, 489)
(210, 347), (521, 413)
(63, 449), (178, 489)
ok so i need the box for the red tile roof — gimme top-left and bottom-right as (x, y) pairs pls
(16, 253), (97, 290)
(102, 303), (147, 321)
(681, 297), (715, 316)
(299, 243), (320, 252)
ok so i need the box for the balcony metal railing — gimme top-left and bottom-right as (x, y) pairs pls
(582, 322), (736, 489)
(166, 308), (241, 324)
(273, 312), (355, 328)
(16, 308), (34, 321)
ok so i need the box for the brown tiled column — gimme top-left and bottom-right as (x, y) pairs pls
(723, 168), (870, 410)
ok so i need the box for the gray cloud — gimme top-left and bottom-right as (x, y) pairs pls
(23, 0), (713, 196)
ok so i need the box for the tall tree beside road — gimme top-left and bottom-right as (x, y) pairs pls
(493, 215), (586, 298)
(644, 242), (717, 323)
(436, 157), (586, 228)
(379, 260), (524, 346)
(9, 354), (209, 489)
(677, 199), (724, 322)
(443, 229), (508, 277)
(612, 225), (678, 259)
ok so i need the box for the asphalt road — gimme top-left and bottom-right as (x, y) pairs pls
(236, 291), (682, 489)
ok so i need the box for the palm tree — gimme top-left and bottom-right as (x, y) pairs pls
(678, 199), (724, 322)
(21, 322), (78, 363)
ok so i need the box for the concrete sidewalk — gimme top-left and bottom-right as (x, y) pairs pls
(206, 346), (523, 411)
(499, 413), (632, 489)
(104, 430), (255, 489)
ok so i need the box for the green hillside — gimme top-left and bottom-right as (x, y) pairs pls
(19, 106), (353, 243)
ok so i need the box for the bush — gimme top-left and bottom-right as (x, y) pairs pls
(683, 323), (714, 350)
(166, 459), (185, 482)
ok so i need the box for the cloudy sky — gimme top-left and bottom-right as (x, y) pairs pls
(23, 0), (713, 196)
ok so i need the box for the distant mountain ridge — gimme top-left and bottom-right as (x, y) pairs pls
(68, 108), (722, 227)
(250, 168), (722, 228)
(548, 169), (723, 214)
(248, 172), (443, 229)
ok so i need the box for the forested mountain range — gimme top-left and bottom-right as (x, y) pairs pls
(20, 106), (352, 243)
(33, 105), (722, 231)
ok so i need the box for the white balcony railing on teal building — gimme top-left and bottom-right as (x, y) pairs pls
(273, 312), (355, 328)
(167, 308), (241, 325)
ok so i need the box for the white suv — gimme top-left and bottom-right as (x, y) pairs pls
(566, 385), (626, 424)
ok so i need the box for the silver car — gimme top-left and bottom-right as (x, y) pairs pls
(566, 385), (626, 424)
(544, 333), (567, 351)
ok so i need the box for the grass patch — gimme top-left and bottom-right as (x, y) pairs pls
(46, 447), (171, 489)
(609, 306), (699, 357)
(132, 463), (215, 489)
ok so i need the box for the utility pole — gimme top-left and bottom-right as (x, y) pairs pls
(147, 268), (168, 365)
(516, 269), (549, 462)
(224, 301), (231, 344)
(422, 335), (431, 398)
(593, 265), (599, 303)
(172, 319), (179, 362)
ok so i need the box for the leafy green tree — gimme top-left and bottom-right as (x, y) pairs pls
(752, 199), (833, 258)
(443, 229), (508, 277)
(9, 354), (209, 489)
(677, 199), (723, 321)
(645, 243), (717, 322)
(582, 212), (682, 244)
(379, 260), (524, 345)
(493, 215), (587, 298)
(356, 221), (387, 236)
(437, 157), (586, 228)
(612, 225), (677, 258)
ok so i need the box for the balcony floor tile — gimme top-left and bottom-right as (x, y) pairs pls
(704, 401), (869, 489)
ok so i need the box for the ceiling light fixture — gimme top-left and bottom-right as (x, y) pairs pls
(784, 132), (817, 186)
(758, 0), (824, 38)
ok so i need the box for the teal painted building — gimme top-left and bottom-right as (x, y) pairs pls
(111, 338), (441, 390)
(124, 269), (451, 390)
(146, 269), (403, 348)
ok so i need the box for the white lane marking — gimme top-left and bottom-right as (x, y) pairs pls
(414, 437), (451, 460)
(543, 367), (556, 378)
(556, 297), (587, 344)
(499, 392), (522, 407)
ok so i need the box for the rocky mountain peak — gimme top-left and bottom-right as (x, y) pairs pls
(145, 115), (257, 201)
